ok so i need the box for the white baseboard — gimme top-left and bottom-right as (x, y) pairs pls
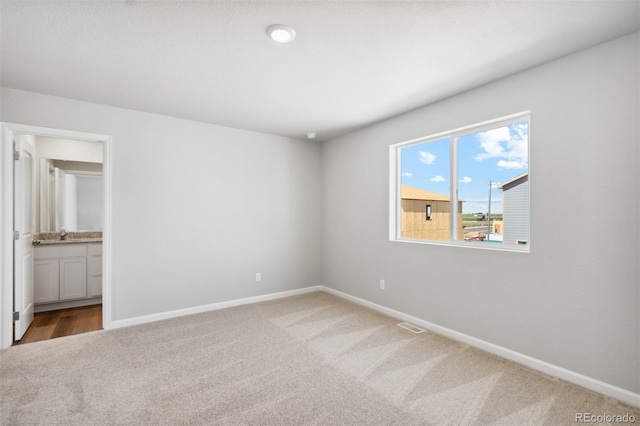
(321, 286), (640, 409)
(109, 286), (323, 330)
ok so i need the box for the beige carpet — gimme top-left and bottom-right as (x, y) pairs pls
(1, 291), (638, 425)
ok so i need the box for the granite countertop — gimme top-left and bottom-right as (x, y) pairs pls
(33, 231), (102, 246)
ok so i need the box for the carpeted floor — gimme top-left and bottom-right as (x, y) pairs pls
(1, 291), (638, 425)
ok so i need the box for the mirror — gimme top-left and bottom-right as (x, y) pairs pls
(39, 159), (103, 232)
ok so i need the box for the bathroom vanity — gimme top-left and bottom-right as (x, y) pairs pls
(33, 232), (102, 312)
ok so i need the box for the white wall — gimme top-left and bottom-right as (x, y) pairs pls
(321, 32), (640, 393)
(1, 88), (322, 321)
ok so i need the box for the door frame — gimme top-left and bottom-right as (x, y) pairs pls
(0, 123), (112, 349)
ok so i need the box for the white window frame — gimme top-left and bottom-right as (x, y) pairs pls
(389, 111), (530, 253)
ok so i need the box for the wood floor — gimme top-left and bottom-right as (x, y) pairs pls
(14, 304), (102, 345)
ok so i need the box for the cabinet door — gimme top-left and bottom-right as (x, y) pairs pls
(88, 275), (102, 298)
(59, 257), (87, 300)
(87, 244), (103, 297)
(34, 259), (59, 304)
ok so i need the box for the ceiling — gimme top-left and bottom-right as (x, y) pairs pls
(2, 1), (639, 142)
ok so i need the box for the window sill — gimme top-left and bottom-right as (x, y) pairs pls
(391, 237), (530, 253)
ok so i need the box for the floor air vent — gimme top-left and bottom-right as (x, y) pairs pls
(397, 322), (425, 334)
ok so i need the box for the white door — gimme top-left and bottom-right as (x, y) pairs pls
(14, 135), (35, 340)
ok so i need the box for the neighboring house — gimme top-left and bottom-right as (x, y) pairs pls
(401, 185), (464, 241)
(499, 173), (529, 245)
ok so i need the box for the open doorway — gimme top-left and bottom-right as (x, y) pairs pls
(17, 134), (103, 344)
(1, 123), (112, 349)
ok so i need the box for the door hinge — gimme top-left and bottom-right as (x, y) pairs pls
(13, 311), (19, 322)
(13, 230), (19, 240)
(13, 151), (20, 160)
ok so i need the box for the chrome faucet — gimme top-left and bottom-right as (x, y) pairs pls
(60, 227), (67, 240)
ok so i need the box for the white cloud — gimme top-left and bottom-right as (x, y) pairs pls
(402, 172), (414, 177)
(430, 175), (446, 183)
(419, 151), (436, 165)
(473, 124), (528, 170)
(497, 160), (526, 170)
(474, 127), (509, 161)
(460, 176), (472, 183)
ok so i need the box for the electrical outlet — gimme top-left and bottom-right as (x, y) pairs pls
(256, 273), (262, 282)
(380, 279), (385, 290)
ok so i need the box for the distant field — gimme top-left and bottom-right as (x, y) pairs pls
(462, 215), (503, 220)
(463, 221), (486, 227)
(462, 214), (502, 228)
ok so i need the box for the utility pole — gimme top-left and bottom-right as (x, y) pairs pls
(487, 180), (492, 240)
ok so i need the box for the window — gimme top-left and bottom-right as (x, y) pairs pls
(390, 112), (530, 252)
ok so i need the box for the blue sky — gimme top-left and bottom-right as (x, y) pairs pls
(400, 121), (528, 214)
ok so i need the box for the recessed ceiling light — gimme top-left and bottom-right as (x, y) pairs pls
(267, 24), (296, 43)
(306, 133), (317, 139)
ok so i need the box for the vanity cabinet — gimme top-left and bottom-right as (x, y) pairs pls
(34, 243), (101, 305)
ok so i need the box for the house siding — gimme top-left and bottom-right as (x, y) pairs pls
(502, 175), (529, 244)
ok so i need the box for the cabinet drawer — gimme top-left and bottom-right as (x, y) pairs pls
(88, 244), (102, 256)
(35, 244), (87, 259)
